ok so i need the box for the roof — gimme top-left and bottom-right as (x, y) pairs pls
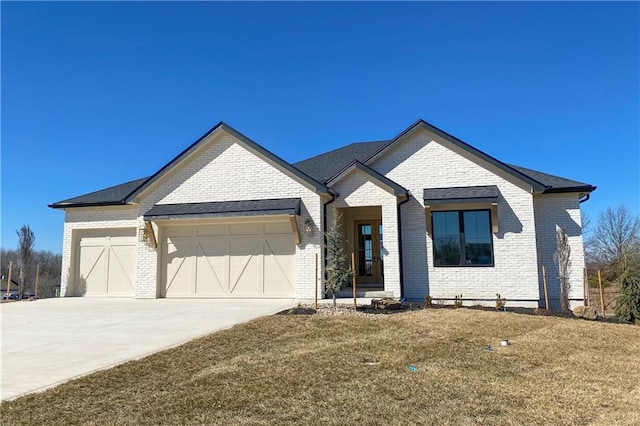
(50, 120), (595, 209)
(507, 164), (596, 193)
(424, 185), (499, 205)
(143, 198), (301, 220)
(49, 177), (150, 208)
(293, 141), (387, 183)
(294, 121), (595, 194)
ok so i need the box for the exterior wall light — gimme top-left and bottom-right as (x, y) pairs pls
(304, 218), (314, 238)
(138, 225), (149, 243)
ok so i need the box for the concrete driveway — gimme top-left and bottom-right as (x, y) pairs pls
(0, 297), (294, 401)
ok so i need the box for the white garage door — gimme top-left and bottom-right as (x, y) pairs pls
(162, 221), (295, 298)
(75, 229), (136, 297)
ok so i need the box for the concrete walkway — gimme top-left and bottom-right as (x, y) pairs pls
(0, 297), (294, 401)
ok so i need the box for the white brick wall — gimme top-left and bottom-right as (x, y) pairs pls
(331, 169), (401, 297)
(533, 193), (586, 309)
(369, 128), (541, 307)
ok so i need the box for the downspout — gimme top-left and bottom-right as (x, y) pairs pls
(396, 191), (411, 300)
(322, 190), (338, 290)
(579, 194), (590, 203)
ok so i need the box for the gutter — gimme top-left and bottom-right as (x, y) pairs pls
(396, 191), (412, 300)
(48, 201), (129, 209)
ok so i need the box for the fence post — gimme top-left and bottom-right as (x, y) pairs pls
(542, 265), (549, 310)
(351, 252), (357, 310)
(597, 270), (605, 318)
(6, 261), (13, 298)
(314, 253), (318, 310)
(35, 264), (41, 300)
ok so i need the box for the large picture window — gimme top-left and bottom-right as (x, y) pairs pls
(432, 210), (494, 267)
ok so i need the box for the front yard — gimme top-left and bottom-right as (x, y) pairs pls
(1, 306), (639, 425)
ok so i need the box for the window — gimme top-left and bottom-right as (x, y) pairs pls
(432, 210), (494, 266)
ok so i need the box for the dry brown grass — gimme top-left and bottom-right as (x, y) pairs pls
(1, 308), (639, 425)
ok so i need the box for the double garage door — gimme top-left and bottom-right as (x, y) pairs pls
(74, 229), (136, 297)
(74, 220), (295, 298)
(162, 221), (295, 298)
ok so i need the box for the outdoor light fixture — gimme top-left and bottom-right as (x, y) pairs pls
(304, 218), (314, 238)
(138, 225), (149, 243)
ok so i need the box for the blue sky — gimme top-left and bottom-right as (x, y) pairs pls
(2, 1), (638, 253)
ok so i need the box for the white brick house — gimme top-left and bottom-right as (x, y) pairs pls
(50, 120), (595, 308)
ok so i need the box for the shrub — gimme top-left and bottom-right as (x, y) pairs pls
(495, 293), (506, 310)
(615, 255), (640, 323)
(454, 294), (463, 308)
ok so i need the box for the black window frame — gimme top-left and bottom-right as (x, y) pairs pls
(431, 209), (495, 267)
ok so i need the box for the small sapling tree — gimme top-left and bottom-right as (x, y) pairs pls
(554, 226), (571, 311)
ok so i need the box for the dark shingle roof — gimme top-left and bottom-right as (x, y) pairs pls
(293, 141), (387, 184)
(293, 139), (594, 193)
(507, 164), (595, 193)
(143, 198), (301, 220)
(50, 122), (595, 209)
(424, 185), (499, 205)
(49, 177), (150, 208)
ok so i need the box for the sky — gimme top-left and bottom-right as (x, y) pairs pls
(1, 1), (638, 253)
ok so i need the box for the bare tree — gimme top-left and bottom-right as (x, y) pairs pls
(554, 226), (571, 311)
(2, 248), (61, 298)
(587, 206), (640, 279)
(16, 225), (36, 298)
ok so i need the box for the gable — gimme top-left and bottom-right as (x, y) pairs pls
(131, 123), (329, 203)
(137, 130), (323, 207)
(365, 120), (547, 193)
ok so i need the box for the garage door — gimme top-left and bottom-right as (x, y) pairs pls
(75, 229), (136, 297)
(162, 221), (295, 298)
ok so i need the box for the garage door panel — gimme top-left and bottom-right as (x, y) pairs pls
(78, 246), (106, 296)
(229, 224), (260, 236)
(163, 222), (295, 298)
(165, 239), (195, 296)
(195, 241), (227, 294)
(108, 245), (136, 295)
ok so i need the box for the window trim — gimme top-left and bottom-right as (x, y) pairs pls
(431, 209), (495, 267)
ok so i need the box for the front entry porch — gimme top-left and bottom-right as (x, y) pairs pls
(337, 206), (392, 296)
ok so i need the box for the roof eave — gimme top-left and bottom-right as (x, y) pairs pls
(541, 185), (597, 194)
(48, 201), (131, 209)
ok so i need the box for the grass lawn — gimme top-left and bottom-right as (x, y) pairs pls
(2, 307), (639, 425)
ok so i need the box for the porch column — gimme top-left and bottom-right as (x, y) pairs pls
(381, 204), (401, 298)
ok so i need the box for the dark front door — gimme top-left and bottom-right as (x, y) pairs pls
(355, 220), (383, 285)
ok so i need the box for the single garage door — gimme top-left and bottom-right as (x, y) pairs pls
(162, 221), (295, 298)
(74, 229), (136, 296)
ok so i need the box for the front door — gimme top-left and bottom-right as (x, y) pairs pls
(355, 220), (383, 285)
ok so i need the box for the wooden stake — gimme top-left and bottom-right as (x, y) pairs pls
(542, 265), (549, 310)
(314, 253), (318, 310)
(583, 267), (588, 306)
(351, 252), (357, 310)
(598, 270), (605, 318)
(35, 264), (41, 300)
(6, 261), (13, 299)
